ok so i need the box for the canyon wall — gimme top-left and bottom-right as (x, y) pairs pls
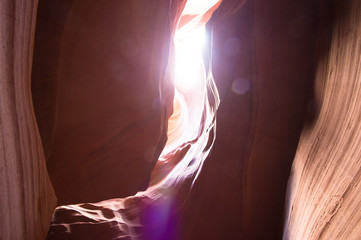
(284, 0), (361, 239)
(32, 0), (182, 205)
(181, 0), (318, 238)
(1, 0), (360, 239)
(0, 0), (57, 239)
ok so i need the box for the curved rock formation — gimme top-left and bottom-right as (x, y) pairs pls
(40, 0), (177, 205)
(46, 0), (224, 238)
(284, 1), (361, 239)
(0, 0), (57, 239)
(1, 0), (360, 239)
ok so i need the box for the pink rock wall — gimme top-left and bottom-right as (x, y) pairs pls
(0, 0), (57, 239)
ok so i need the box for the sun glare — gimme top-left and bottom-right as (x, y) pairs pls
(174, 25), (206, 91)
(156, 0), (221, 185)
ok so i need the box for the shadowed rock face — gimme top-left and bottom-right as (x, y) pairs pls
(32, 0), (178, 205)
(1, 0), (360, 239)
(181, 0), (321, 238)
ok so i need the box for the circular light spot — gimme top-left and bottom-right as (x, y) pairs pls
(223, 37), (241, 57)
(232, 78), (250, 95)
(152, 98), (164, 112)
(144, 146), (156, 163)
(120, 38), (138, 58)
(110, 62), (126, 80)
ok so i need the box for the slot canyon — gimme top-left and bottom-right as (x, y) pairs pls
(0, 0), (360, 239)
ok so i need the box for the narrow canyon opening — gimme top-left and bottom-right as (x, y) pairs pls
(1, 0), (360, 239)
(41, 0), (223, 239)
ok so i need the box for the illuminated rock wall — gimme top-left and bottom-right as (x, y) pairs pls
(0, 0), (57, 239)
(284, 0), (361, 239)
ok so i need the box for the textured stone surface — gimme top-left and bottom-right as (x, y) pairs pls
(0, 0), (57, 239)
(284, 0), (361, 239)
(1, 0), (360, 239)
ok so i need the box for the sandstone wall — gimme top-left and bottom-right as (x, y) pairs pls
(0, 0), (57, 239)
(284, 0), (361, 239)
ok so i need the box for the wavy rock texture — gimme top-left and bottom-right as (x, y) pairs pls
(0, 0), (57, 239)
(1, 0), (360, 239)
(284, 0), (361, 239)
